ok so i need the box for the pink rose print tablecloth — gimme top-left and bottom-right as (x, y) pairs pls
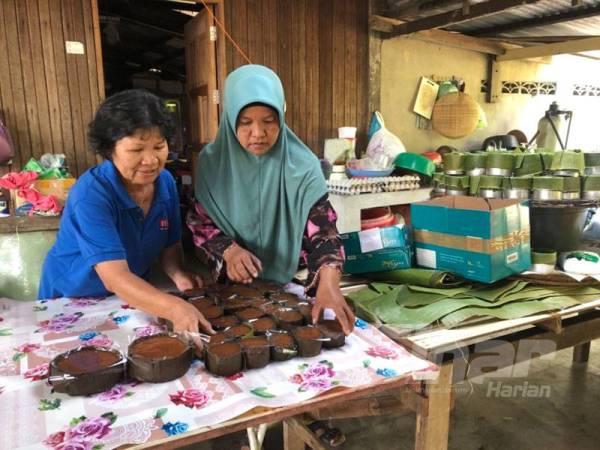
(0, 295), (437, 449)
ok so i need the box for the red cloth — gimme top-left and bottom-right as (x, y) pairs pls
(0, 171), (38, 189)
(0, 171), (62, 215)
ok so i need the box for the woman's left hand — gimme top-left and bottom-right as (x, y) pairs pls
(171, 270), (204, 292)
(312, 267), (355, 336)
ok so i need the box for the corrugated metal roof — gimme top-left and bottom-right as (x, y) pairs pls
(447, 0), (600, 36)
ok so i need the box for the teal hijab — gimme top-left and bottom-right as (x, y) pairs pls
(194, 65), (327, 284)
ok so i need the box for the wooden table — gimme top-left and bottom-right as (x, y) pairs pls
(377, 297), (600, 450)
(0, 295), (437, 450)
(132, 375), (429, 450)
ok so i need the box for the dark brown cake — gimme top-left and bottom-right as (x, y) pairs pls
(206, 342), (242, 376)
(293, 326), (323, 357)
(210, 315), (240, 331)
(49, 347), (125, 396)
(273, 309), (304, 330)
(316, 320), (346, 348)
(269, 332), (297, 361)
(130, 335), (188, 359)
(190, 297), (216, 311)
(235, 307), (265, 322)
(198, 305), (224, 320)
(249, 317), (277, 335)
(56, 347), (121, 375)
(240, 337), (270, 369)
(226, 324), (253, 339)
(128, 334), (193, 383)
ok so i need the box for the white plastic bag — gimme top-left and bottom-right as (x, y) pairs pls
(365, 125), (406, 164)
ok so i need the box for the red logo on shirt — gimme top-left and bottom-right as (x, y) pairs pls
(160, 218), (169, 230)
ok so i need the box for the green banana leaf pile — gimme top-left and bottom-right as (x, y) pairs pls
(346, 271), (600, 331)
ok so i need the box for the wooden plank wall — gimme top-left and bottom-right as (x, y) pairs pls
(223, 0), (369, 157)
(0, 0), (104, 179)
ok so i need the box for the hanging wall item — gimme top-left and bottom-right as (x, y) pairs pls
(413, 77), (439, 119)
(431, 92), (479, 139)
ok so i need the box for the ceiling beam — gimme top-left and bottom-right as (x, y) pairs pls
(409, 28), (505, 55)
(143, 0), (204, 12)
(388, 0), (462, 18)
(473, 4), (600, 37)
(487, 35), (599, 43)
(383, 0), (540, 37)
(496, 36), (600, 61)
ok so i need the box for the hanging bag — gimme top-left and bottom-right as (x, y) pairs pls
(0, 118), (15, 165)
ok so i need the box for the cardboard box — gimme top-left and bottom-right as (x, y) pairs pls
(9, 178), (76, 215)
(341, 225), (413, 274)
(10, 189), (32, 215)
(411, 196), (531, 283)
(34, 178), (76, 206)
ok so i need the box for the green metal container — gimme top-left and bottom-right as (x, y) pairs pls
(561, 176), (581, 200)
(539, 152), (555, 171)
(443, 174), (469, 195)
(582, 175), (600, 199)
(463, 152), (487, 176)
(550, 150), (585, 176)
(584, 152), (600, 175)
(477, 175), (503, 199)
(513, 153), (543, 177)
(531, 176), (564, 200)
(443, 152), (464, 175)
(502, 176), (532, 200)
(485, 152), (514, 176)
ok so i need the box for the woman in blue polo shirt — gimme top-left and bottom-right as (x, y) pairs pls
(39, 89), (213, 335)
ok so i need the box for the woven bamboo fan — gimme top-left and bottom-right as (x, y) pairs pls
(431, 92), (479, 139)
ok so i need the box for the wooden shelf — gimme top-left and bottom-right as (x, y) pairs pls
(0, 215), (61, 234)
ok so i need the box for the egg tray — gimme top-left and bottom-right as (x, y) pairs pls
(327, 175), (421, 195)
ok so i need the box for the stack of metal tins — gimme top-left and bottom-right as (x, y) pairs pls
(584, 153), (600, 175)
(444, 174), (470, 196)
(464, 152), (486, 176)
(470, 175), (503, 199)
(485, 151), (514, 177)
(503, 176), (532, 200)
(582, 175), (600, 200)
(531, 176), (564, 200)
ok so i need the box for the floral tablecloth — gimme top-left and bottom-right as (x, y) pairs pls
(0, 295), (437, 450)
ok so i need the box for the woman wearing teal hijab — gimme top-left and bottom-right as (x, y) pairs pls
(188, 65), (354, 334)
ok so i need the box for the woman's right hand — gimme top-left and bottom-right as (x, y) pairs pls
(169, 298), (214, 355)
(169, 298), (214, 335)
(223, 243), (262, 284)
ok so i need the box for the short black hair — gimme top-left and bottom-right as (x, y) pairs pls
(88, 89), (176, 159)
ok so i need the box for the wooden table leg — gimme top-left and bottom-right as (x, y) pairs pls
(415, 361), (453, 450)
(284, 416), (326, 450)
(573, 341), (591, 363)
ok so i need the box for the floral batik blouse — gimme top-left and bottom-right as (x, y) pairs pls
(186, 194), (345, 294)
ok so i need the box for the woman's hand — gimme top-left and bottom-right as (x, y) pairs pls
(169, 297), (214, 335)
(223, 243), (262, 284)
(312, 267), (355, 335)
(171, 270), (204, 292)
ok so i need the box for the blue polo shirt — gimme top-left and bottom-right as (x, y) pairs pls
(39, 160), (181, 298)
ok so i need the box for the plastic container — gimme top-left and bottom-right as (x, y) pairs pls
(530, 204), (590, 252)
(360, 207), (397, 230)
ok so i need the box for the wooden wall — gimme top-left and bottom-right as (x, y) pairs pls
(223, 0), (369, 157)
(0, 0), (104, 178)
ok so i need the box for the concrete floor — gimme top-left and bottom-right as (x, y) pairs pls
(151, 261), (600, 450)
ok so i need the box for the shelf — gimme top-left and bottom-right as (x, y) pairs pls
(329, 188), (432, 233)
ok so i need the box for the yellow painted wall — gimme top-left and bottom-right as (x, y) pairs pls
(380, 36), (600, 153)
